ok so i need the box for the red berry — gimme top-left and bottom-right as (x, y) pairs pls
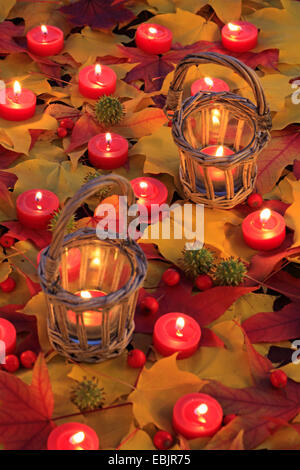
(57, 127), (67, 138)
(140, 296), (159, 315)
(195, 274), (213, 291)
(3, 355), (19, 373)
(20, 350), (37, 369)
(270, 369), (287, 389)
(127, 349), (146, 368)
(0, 277), (16, 293)
(153, 430), (174, 450)
(162, 268), (180, 286)
(223, 414), (237, 425)
(59, 118), (74, 130)
(0, 234), (15, 248)
(247, 193), (263, 209)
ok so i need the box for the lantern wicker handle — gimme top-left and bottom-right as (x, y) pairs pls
(44, 174), (135, 283)
(165, 52), (269, 119)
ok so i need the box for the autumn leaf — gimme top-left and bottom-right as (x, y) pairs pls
(129, 354), (203, 432)
(66, 112), (101, 153)
(0, 0), (16, 22)
(242, 303), (300, 344)
(60, 0), (135, 30)
(266, 271), (300, 302)
(0, 354), (54, 450)
(1, 221), (52, 250)
(0, 21), (24, 54)
(256, 127), (300, 195)
(247, 0), (300, 65)
(202, 379), (300, 449)
(135, 276), (257, 334)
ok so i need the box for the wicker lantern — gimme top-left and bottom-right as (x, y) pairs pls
(38, 175), (147, 363)
(165, 53), (272, 209)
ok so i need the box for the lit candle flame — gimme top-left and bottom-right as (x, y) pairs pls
(41, 24), (48, 36)
(95, 64), (102, 77)
(35, 191), (42, 209)
(260, 208), (271, 224)
(80, 290), (92, 299)
(228, 22), (241, 32)
(212, 109), (221, 125)
(105, 132), (112, 150)
(13, 81), (21, 99)
(139, 181), (148, 197)
(175, 316), (185, 337)
(194, 403), (208, 423)
(69, 432), (85, 446)
(148, 26), (157, 35)
(92, 257), (100, 266)
(216, 145), (224, 157)
(204, 77), (214, 88)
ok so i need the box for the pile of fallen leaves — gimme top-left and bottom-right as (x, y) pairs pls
(0, 0), (300, 451)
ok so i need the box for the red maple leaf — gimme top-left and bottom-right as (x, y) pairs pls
(242, 302), (300, 344)
(0, 147), (20, 169)
(1, 221), (52, 249)
(0, 354), (54, 450)
(66, 113), (102, 153)
(0, 21), (25, 54)
(135, 276), (256, 347)
(119, 41), (278, 92)
(60, 0), (135, 29)
(266, 271), (300, 302)
(202, 379), (300, 449)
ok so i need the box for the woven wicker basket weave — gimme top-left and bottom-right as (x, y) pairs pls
(38, 174), (147, 363)
(165, 52), (272, 209)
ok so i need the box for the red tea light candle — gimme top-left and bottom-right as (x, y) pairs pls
(0, 81), (36, 121)
(27, 24), (64, 57)
(79, 63), (117, 100)
(242, 208), (286, 251)
(47, 422), (99, 450)
(0, 318), (17, 355)
(153, 312), (201, 359)
(200, 145), (235, 192)
(16, 189), (59, 230)
(88, 132), (128, 170)
(67, 290), (106, 333)
(135, 23), (172, 54)
(222, 21), (258, 53)
(173, 393), (223, 439)
(130, 177), (168, 223)
(191, 76), (230, 96)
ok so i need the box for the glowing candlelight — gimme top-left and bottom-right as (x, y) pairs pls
(105, 132), (112, 151)
(260, 208), (271, 226)
(216, 145), (224, 157)
(175, 316), (185, 337)
(41, 24), (48, 38)
(13, 81), (21, 101)
(148, 26), (158, 36)
(95, 63), (102, 77)
(204, 77), (214, 89)
(69, 432), (85, 446)
(91, 257), (100, 267)
(228, 22), (241, 32)
(80, 290), (92, 299)
(212, 109), (221, 125)
(35, 191), (43, 210)
(194, 403), (208, 423)
(139, 181), (148, 198)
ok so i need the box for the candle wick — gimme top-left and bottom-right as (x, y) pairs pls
(176, 329), (183, 337)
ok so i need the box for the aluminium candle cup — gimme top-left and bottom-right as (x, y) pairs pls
(47, 422), (99, 450)
(78, 65), (117, 99)
(221, 21), (258, 53)
(88, 133), (128, 170)
(16, 189), (59, 230)
(242, 209), (286, 251)
(135, 23), (173, 55)
(0, 318), (17, 355)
